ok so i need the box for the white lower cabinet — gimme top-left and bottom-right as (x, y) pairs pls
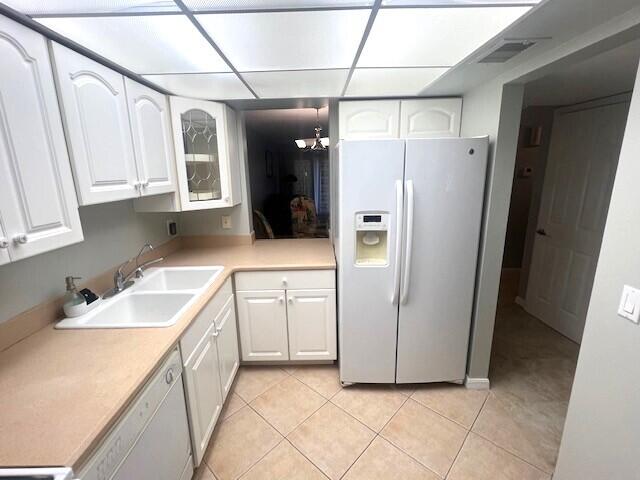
(215, 296), (240, 401)
(180, 278), (239, 467)
(235, 270), (337, 362)
(236, 290), (290, 361)
(287, 289), (337, 361)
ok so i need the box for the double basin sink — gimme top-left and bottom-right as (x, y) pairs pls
(56, 267), (223, 329)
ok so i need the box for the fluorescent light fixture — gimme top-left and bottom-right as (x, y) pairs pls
(184, 0), (373, 11)
(382, 0), (540, 5)
(243, 69), (349, 98)
(196, 10), (370, 71)
(346, 67), (449, 96)
(358, 6), (532, 67)
(143, 73), (254, 99)
(38, 15), (231, 74)
(1, 0), (179, 15)
(295, 139), (307, 148)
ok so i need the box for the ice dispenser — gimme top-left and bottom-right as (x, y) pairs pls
(355, 213), (389, 265)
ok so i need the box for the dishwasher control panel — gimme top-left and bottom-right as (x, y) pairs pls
(80, 349), (182, 480)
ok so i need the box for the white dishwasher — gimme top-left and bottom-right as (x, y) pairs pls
(80, 349), (193, 480)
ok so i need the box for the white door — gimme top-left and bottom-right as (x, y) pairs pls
(214, 296), (239, 401)
(170, 96), (234, 210)
(52, 43), (139, 205)
(236, 290), (289, 361)
(396, 137), (488, 383)
(399, 99), (461, 138)
(287, 289), (337, 361)
(525, 100), (630, 343)
(0, 18), (83, 261)
(183, 323), (223, 466)
(339, 100), (400, 139)
(124, 78), (176, 197)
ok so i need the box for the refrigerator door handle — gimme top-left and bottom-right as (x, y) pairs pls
(391, 179), (404, 304)
(401, 179), (414, 305)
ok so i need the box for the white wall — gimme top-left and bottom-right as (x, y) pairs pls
(0, 201), (174, 323)
(180, 114), (253, 236)
(554, 60), (640, 479)
(461, 81), (524, 379)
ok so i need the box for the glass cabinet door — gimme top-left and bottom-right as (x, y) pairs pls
(181, 109), (222, 202)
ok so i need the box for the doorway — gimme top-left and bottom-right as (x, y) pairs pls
(244, 107), (330, 239)
(486, 38), (640, 475)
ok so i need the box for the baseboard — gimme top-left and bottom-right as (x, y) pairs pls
(515, 296), (527, 308)
(465, 376), (490, 390)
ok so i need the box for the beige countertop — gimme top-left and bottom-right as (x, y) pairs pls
(0, 239), (335, 470)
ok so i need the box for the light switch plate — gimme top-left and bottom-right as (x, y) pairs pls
(221, 215), (232, 230)
(618, 285), (640, 324)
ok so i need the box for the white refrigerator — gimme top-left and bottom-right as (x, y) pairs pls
(337, 137), (488, 384)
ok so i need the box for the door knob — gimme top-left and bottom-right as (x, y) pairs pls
(13, 234), (27, 244)
(536, 228), (549, 237)
(0, 238), (8, 249)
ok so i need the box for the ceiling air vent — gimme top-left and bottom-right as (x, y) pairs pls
(478, 40), (537, 63)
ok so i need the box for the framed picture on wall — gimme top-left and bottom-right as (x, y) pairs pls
(265, 150), (274, 178)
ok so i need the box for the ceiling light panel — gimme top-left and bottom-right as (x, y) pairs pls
(381, 0), (539, 5)
(358, 6), (531, 67)
(143, 73), (254, 99)
(38, 15), (231, 74)
(1, 0), (179, 15)
(346, 67), (448, 96)
(196, 10), (370, 71)
(184, 0), (373, 11)
(242, 69), (349, 98)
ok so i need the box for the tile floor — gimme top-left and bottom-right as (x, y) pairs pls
(196, 304), (578, 479)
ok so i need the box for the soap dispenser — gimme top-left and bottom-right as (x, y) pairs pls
(63, 276), (86, 318)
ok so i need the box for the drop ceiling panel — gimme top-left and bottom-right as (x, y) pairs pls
(38, 15), (231, 74)
(184, 0), (373, 11)
(358, 6), (532, 67)
(2, 0), (179, 15)
(346, 67), (448, 97)
(196, 10), (370, 71)
(243, 69), (349, 98)
(143, 73), (254, 99)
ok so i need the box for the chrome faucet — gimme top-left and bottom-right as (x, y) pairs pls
(103, 243), (164, 299)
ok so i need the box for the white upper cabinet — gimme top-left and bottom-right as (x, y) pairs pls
(400, 99), (461, 138)
(51, 43), (140, 205)
(124, 78), (176, 197)
(339, 100), (400, 140)
(0, 17), (83, 262)
(339, 98), (462, 140)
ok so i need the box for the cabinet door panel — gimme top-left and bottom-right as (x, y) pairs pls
(125, 78), (176, 197)
(215, 296), (239, 401)
(400, 99), (461, 138)
(52, 43), (139, 205)
(183, 324), (223, 466)
(236, 290), (289, 361)
(339, 100), (400, 139)
(170, 96), (236, 211)
(287, 289), (337, 361)
(0, 18), (83, 261)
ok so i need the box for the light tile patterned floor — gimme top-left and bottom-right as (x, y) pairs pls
(196, 305), (577, 479)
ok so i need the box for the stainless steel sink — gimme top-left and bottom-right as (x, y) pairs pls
(55, 266), (223, 329)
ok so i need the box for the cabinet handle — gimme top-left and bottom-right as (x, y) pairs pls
(288, 297), (294, 305)
(13, 234), (27, 245)
(142, 180), (150, 188)
(278, 296), (284, 304)
(212, 329), (219, 338)
(224, 196), (229, 203)
(165, 368), (174, 385)
(282, 277), (288, 287)
(0, 238), (8, 249)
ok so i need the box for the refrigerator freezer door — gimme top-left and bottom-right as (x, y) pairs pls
(396, 137), (488, 383)
(338, 139), (406, 384)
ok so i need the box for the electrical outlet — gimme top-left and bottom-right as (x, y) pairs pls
(221, 215), (232, 230)
(166, 219), (177, 237)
